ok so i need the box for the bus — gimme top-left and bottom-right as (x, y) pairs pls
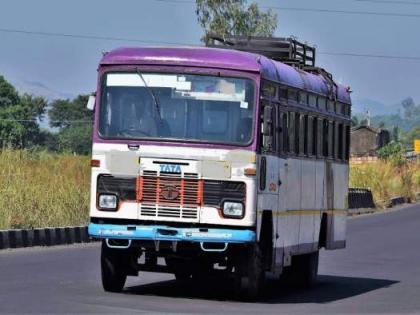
(87, 37), (351, 299)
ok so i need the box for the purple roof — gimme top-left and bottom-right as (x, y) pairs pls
(101, 47), (351, 104)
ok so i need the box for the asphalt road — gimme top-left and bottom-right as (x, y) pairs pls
(1, 204), (420, 314)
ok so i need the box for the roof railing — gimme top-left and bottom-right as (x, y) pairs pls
(205, 34), (337, 100)
(205, 34), (316, 68)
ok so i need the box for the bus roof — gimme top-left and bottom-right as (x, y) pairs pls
(100, 47), (351, 104)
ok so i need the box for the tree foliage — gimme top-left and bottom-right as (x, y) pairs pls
(0, 76), (47, 149)
(196, 0), (277, 40)
(48, 95), (93, 154)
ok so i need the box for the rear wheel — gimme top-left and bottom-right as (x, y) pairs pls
(101, 241), (128, 292)
(284, 251), (319, 288)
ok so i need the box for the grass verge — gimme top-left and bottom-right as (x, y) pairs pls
(0, 150), (90, 229)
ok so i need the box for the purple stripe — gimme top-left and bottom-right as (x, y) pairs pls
(101, 47), (351, 104)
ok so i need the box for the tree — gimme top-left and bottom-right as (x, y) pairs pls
(402, 97), (415, 119)
(404, 127), (420, 150)
(196, 0), (277, 41)
(392, 126), (402, 143)
(0, 76), (47, 149)
(351, 115), (359, 127)
(48, 95), (93, 154)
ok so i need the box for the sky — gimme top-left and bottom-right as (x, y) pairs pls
(1, 0), (420, 113)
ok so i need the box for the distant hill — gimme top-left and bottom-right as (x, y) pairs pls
(11, 79), (75, 101)
(352, 98), (401, 116)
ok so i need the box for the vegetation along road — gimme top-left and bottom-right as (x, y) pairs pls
(1, 204), (419, 314)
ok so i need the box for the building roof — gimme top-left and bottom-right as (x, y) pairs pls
(351, 125), (381, 134)
(100, 47), (351, 104)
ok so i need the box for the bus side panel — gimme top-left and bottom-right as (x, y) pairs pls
(315, 161), (326, 210)
(331, 163), (348, 248)
(299, 159), (318, 253)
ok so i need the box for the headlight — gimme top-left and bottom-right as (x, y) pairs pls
(98, 194), (118, 210)
(222, 201), (244, 218)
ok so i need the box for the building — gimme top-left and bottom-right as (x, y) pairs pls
(350, 125), (390, 157)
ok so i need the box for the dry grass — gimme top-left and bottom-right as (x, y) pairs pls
(0, 149), (418, 229)
(350, 159), (420, 208)
(0, 150), (90, 229)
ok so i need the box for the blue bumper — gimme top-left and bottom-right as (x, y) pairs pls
(88, 223), (255, 243)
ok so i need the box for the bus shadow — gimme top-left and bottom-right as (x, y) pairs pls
(124, 274), (398, 303)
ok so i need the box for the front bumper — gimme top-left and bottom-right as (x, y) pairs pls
(88, 223), (256, 243)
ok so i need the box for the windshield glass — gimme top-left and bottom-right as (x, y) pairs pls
(98, 72), (256, 146)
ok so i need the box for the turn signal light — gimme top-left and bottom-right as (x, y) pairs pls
(244, 168), (257, 176)
(91, 159), (101, 167)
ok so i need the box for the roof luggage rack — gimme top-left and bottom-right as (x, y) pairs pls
(205, 34), (337, 100)
(205, 34), (316, 68)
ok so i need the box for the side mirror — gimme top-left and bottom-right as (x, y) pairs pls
(86, 95), (96, 111)
(262, 105), (273, 136)
(262, 105), (273, 151)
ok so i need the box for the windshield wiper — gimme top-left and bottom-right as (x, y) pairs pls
(136, 69), (162, 121)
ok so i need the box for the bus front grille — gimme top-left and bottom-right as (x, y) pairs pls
(137, 171), (201, 219)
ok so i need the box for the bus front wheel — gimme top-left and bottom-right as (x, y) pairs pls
(235, 244), (265, 300)
(101, 241), (128, 292)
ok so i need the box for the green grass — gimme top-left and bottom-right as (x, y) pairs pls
(0, 150), (90, 229)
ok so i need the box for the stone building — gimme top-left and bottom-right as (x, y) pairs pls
(350, 125), (390, 157)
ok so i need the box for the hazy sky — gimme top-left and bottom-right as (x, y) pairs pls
(0, 0), (419, 107)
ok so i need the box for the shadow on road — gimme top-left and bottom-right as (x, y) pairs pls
(124, 274), (398, 303)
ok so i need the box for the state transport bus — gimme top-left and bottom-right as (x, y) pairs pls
(87, 36), (351, 299)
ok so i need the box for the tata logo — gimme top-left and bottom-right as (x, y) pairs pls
(160, 185), (180, 200)
(159, 164), (182, 173)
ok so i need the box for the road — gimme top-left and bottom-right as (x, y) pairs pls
(1, 204), (420, 314)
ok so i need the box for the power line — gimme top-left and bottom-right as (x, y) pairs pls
(319, 51), (420, 60)
(1, 27), (420, 62)
(354, 0), (420, 5)
(259, 5), (420, 18)
(0, 28), (187, 46)
(149, 0), (420, 15)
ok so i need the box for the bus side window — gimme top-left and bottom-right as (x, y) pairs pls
(345, 125), (350, 160)
(307, 116), (313, 156)
(282, 113), (289, 154)
(303, 115), (309, 155)
(333, 121), (339, 159)
(278, 111), (288, 155)
(322, 119), (329, 157)
(288, 112), (295, 154)
(295, 113), (300, 155)
(336, 123), (341, 160)
(317, 118), (324, 157)
(313, 117), (318, 156)
(328, 120), (334, 158)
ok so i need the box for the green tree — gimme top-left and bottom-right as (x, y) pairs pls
(48, 95), (93, 154)
(404, 127), (420, 150)
(351, 115), (359, 127)
(196, 0), (277, 41)
(392, 126), (402, 143)
(0, 76), (47, 149)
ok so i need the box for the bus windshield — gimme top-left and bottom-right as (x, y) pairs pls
(98, 72), (256, 146)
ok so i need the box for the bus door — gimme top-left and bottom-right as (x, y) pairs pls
(258, 103), (279, 270)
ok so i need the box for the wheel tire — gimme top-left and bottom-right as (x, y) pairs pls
(286, 251), (319, 288)
(235, 244), (265, 301)
(101, 241), (128, 293)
